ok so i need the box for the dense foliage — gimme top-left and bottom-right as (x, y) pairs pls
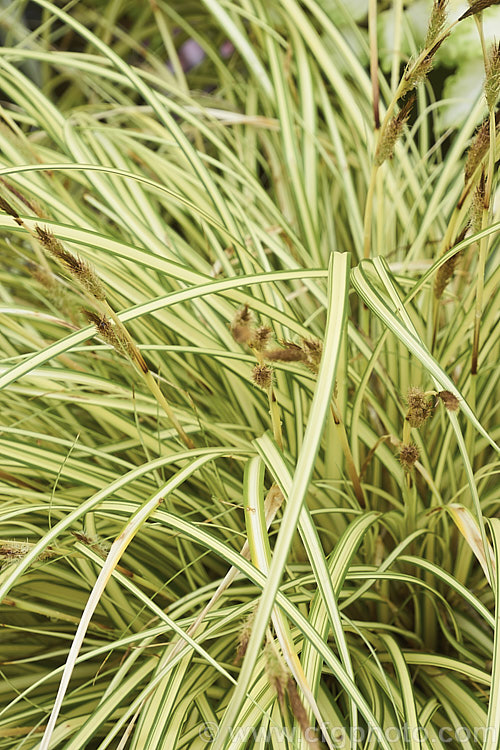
(0, 1), (498, 748)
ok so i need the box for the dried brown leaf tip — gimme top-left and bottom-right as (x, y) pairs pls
(459, 0), (500, 21)
(36, 225), (106, 301)
(438, 390), (460, 411)
(375, 96), (415, 166)
(251, 364), (273, 390)
(485, 41), (500, 110)
(406, 386), (433, 428)
(0, 196), (23, 226)
(398, 443), (420, 471)
(230, 304), (254, 344)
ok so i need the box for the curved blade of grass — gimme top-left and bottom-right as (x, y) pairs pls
(0, 448), (245, 604)
(0, 263), (326, 394)
(484, 518), (500, 750)
(448, 504), (496, 586)
(200, 0), (272, 96)
(37, 451), (240, 750)
(380, 634), (422, 750)
(351, 258), (497, 451)
(254, 431), (382, 741)
(244, 456), (335, 749)
(351, 257), (497, 587)
(28, 0), (244, 242)
(97, 498), (393, 750)
(211, 253), (364, 749)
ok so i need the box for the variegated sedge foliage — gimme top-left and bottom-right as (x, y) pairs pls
(0, 0), (498, 749)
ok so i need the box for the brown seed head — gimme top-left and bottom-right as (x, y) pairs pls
(485, 41), (500, 110)
(438, 390), (460, 411)
(433, 224), (467, 299)
(286, 676), (318, 744)
(251, 364), (273, 390)
(264, 639), (288, 712)
(71, 530), (109, 559)
(425, 0), (448, 48)
(375, 96), (415, 165)
(265, 341), (306, 362)
(234, 607), (256, 664)
(234, 304), (253, 325)
(464, 115), (496, 182)
(36, 226), (106, 301)
(402, 38), (448, 93)
(398, 443), (420, 471)
(0, 541), (31, 559)
(301, 337), (323, 373)
(249, 325), (273, 352)
(406, 386), (433, 428)
(231, 305), (254, 344)
(83, 309), (128, 357)
(471, 172), (486, 231)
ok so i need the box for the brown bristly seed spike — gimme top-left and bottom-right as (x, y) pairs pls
(398, 443), (420, 471)
(301, 337), (323, 373)
(434, 254), (459, 299)
(434, 224), (468, 300)
(36, 225), (106, 302)
(286, 676), (318, 746)
(249, 325), (272, 352)
(0, 541), (31, 559)
(236, 304), (253, 325)
(35, 225), (67, 256)
(251, 364), (273, 390)
(264, 342), (305, 362)
(425, 0), (448, 48)
(464, 113), (500, 182)
(264, 639), (288, 713)
(438, 390), (460, 411)
(471, 172), (486, 231)
(485, 41), (500, 110)
(375, 95), (415, 166)
(234, 606), (256, 664)
(230, 305), (255, 345)
(406, 386), (433, 428)
(82, 309), (127, 356)
(404, 37), (448, 91)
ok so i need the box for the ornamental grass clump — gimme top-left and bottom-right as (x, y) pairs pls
(0, 0), (498, 748)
